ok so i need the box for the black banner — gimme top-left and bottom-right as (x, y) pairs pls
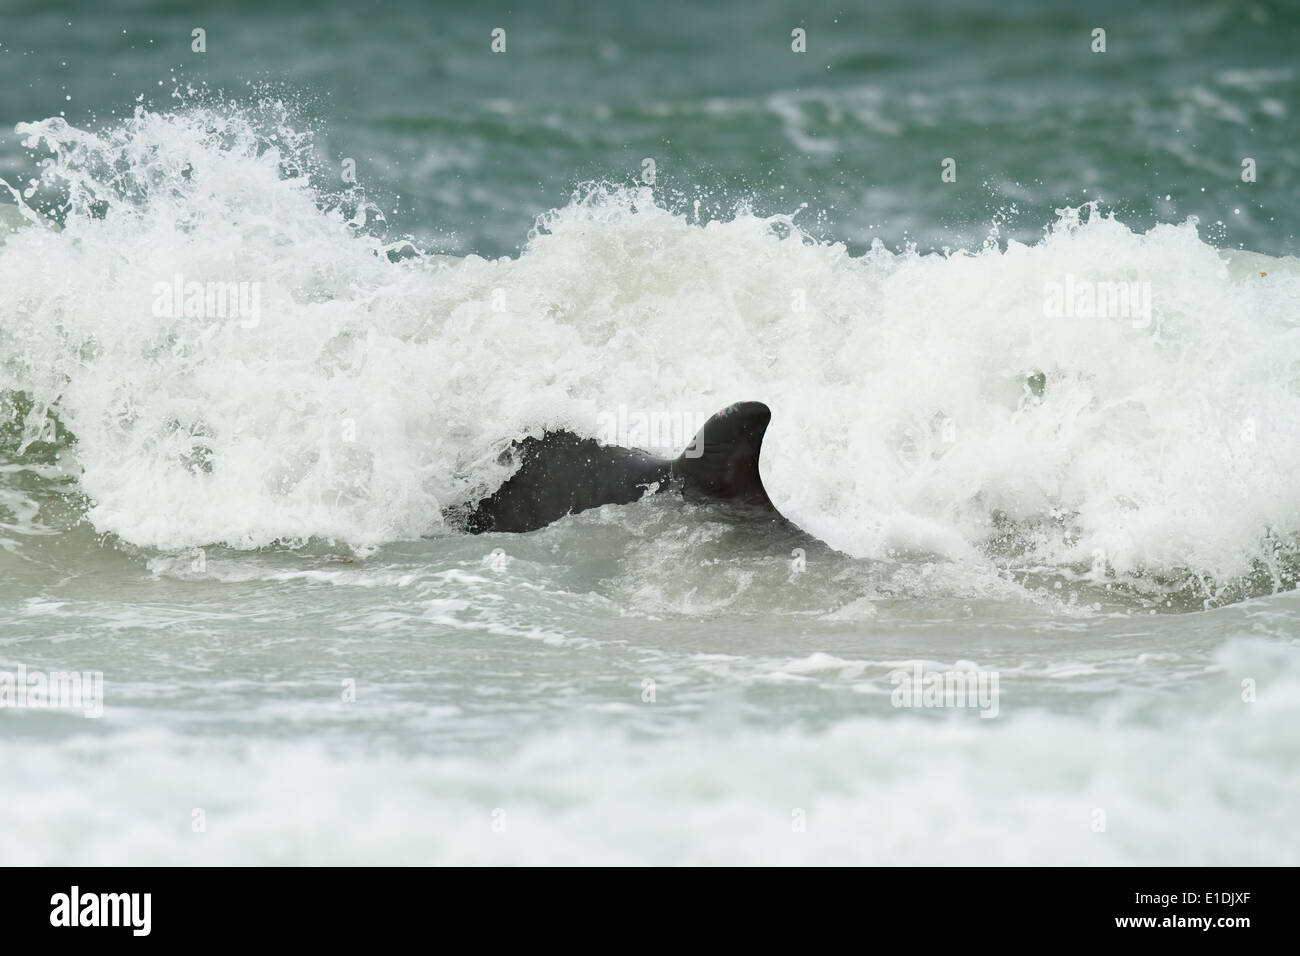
(0, 867), (1280, 942)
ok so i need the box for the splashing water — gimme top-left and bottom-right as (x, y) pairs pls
(3, 106), (1300, 610)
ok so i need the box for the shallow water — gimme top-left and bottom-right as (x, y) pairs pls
(5, 507), (1298, 864)
(1, 0), (1298, 864)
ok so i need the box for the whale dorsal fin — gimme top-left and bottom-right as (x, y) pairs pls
(672, 401), (777, 510)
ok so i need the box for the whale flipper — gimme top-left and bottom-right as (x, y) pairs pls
(452, 401), (785, 534)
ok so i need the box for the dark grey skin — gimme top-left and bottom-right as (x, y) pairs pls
(449, 401), (799, 534)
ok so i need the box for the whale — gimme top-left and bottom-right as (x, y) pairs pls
(449, 401), (798, 534)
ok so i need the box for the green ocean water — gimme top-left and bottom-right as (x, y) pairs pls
(2, 0), (1296, 257)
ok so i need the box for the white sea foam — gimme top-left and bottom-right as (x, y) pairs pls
(0, 635), (1294, 865)
(2, 106), (1300, 603)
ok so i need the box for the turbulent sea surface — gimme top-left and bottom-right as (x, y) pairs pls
(1, 0), (1299, 864)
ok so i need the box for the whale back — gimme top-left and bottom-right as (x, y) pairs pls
(458, 431), (670, 533)
(454, 401), (782, 533)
